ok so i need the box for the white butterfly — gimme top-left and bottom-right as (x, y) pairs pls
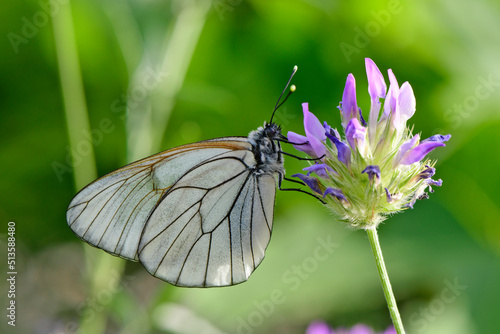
(67, 68), (301, 287)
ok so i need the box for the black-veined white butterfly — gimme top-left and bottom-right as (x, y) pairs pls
(66, 67), (308, 287)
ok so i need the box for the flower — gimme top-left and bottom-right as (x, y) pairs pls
(305, 321), (395, 334)
(303, 163), (336, 178)
(287, 59), (451, 229)
(306, 321), (332, 334)
(340, 74), (360, 127)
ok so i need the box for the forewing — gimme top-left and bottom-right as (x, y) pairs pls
(66, 138), (251, 261)
(138, 151), (277, 287)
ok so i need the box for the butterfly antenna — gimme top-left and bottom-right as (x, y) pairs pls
(270, 65), (298, 124)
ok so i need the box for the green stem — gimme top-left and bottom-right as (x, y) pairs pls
(366, 227), (406, 334)
(125, 0), (212, 162)
(52, 2), (124, 334)
(52, 0), (96, 191)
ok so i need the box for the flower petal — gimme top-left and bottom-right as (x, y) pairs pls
(324, 121), (341, 140)
(382, 326), (397, 334)
(345, 118), (367, 151)
(323, 187), (347, 203)
(287, 131), (315, 156)
(303, 163), (335, 178)
(358, 108), (367, 127)
(362, 165), (381, 183)
(399, 134), (451, 165)
(417, 166), (436, 180)
(341, 74), (358, 127)
(382, 69), (399, 120)
(326, 132), (351, 166)
(385, 188), (393, 203)
(385, 188), (402, 204)
(306, 321), (331, 334)
(392, 81), (416, 131)
(323, 121), (331, 134)
(303, 103), (326, 140)
(394, 134), (419, 165)
(421, 134), (452, 144)
(292, 173), (322, 194)
(366, 58), (387, 138)
(348, 324), (374, 334)
(303, 103), (327, 158)
(427, 178), (443, 187)
(366, 58), (387, 101)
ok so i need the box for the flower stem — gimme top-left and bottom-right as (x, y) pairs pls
(366, 227), (406, 334)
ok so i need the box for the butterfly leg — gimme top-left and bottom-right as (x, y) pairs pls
(277, 173), (326, 204)
(279, 151), (325, 161)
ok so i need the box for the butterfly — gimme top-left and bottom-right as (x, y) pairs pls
(66, 67), (309, 287)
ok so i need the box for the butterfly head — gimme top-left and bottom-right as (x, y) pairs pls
(263, 122), (283, 139)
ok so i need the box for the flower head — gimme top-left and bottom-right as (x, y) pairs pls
(288, 59), (451, 229)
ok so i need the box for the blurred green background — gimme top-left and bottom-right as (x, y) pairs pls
(1, 0), (499, 333)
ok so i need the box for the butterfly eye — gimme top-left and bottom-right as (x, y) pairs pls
(265, 126), (276, 138)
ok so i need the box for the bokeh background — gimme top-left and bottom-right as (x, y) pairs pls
(1, 0), (499, 333)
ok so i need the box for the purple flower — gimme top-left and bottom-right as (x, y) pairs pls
(382, 69), (399, 122)
(394, 134), (420, 166)
(323, 187), (348, 204)
(382, 327), (397, 334)
(306, 321), (332, 334)
(392, 82), (416, 132)
(385, 188), (397, 203)
(417, 166), (435, 180)
(304, 163), (336, 178)
(366, 59), (387, 102)
(288, 103), (326, 158)
(366, 58), (387, 142)
(341, 74), (359, 127)
(306, 322), (395, 334)
(326, 131), (351, 166)
(345, 118), (367, 152)
(398, 134), (451, 165)
(427, 178), (443, 187)
(292, 173), (322, 194)
(324, 121), (341, 140)
(385, 188), (392, 203)
(362, 165), (381, 185)
(344, 324), (374, 334)
(426, 178), (442, 195)
(287, 131), (316, 157)
(288, 59), (450, 225)
(380, 68), (416, 132)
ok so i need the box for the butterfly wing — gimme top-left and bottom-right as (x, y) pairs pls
(66, 137), (252, 261)
(138, 150), (277, 287)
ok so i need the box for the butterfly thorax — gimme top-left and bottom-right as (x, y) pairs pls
(247, 122), (285, 175)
